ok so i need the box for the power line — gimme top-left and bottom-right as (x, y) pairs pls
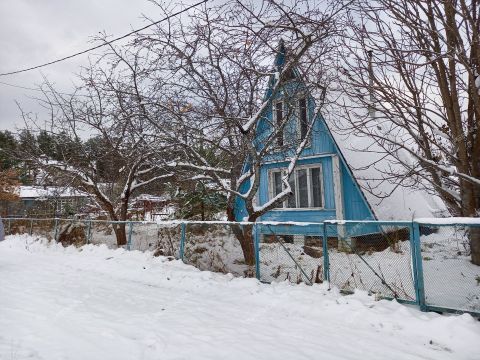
(0, 0), (208, 77)
(0, 80), (89, 97)
(0, 80), (44, 92)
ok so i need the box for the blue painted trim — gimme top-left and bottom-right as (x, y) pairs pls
(412, 222), (426, 311)
(424, 305), (480, 317)
(414, 222), (480, 227)
(253, 223), (261, 280)
(322, 222), (330, 282)
(179, 222), (186, 261)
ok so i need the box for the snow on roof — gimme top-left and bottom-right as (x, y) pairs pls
(18, 186), (89, 199)
(330, 129), (448, 220)
(134, 194), (170, 202)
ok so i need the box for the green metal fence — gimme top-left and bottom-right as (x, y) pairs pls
(2, 217), (479, 316)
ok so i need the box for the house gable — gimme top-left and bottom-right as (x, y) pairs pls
(234, 42), (376, 225)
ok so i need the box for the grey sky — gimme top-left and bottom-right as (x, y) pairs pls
(0, 0), (194, 133)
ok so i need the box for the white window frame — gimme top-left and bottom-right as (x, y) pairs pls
(268, 163), (324, 210)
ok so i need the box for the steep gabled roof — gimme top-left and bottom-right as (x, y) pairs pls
(330, 131), (448, 219)
(266, 41), (447, 220)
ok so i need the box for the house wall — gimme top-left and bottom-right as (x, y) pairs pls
(234, 62), (377, 236)
(257, 87), (375, 221)
(258, 154), (374, 224)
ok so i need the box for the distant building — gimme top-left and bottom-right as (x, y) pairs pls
(1, 186), (90, 217)
(130, 194), (175, 221)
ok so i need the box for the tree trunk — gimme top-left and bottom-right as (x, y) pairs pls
(237, 224), (256, 266)
(226, 206), (256, 266)
(114, 222), (127, 247)
(460, 182), (480, 265)
(471, 227), (480, 265)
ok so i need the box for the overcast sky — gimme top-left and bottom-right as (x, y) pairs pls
(0, 0), (202, 133)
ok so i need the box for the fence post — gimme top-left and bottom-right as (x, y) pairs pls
(7, 218), (11, 235)
(53, 218), (59, 242)
(253, 223), (261, 280)
(322, 222), (330, 282)
(127, 221), (133, 250)
(179, 222), (186, 261)
(86, 219), (92, 244)
(412, 221), (426, 311)
(29, 219), (34, 235)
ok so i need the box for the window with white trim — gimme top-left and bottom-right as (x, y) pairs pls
(269, 164), (323, 209)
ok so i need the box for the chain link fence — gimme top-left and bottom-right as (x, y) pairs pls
(256, 223), (324, 285)
(2, 217), (479, 315)
(417, 222), (480, 313)
(324, 221), (416, 302)
(182, 223), (250, 276)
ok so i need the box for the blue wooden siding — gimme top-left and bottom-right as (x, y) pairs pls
(234, 48), (377, 236)
(258, 154), (374, 224)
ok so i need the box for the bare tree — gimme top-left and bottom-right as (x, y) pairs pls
(132, 0), (347, 264)
(17, 46), (173, 246)
(336, 0), (480, 263)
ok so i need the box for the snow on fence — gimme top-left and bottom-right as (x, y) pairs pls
(2, 217), (479, 316)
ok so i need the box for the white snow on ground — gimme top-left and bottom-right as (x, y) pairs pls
(1, 235), (479, 360)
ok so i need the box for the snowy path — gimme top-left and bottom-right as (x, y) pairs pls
(0, 235), (479, 360)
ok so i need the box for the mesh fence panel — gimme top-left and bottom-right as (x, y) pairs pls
(5, 218), (31, 236)
(89, 221), (118, 248)
(5, 218), (55, 239)
(55, 219), (89, 247)
(31, 218), (56, 239)
(183, 223), (251, 277)
(129, 222), (181, 257)
(258, 224), (324, 285)
(325, 222), (416, 301)
(5, 217), (479, 314)
(419, 224), (480, 313)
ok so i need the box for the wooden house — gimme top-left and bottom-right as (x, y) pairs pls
(234, 42), (446, 243)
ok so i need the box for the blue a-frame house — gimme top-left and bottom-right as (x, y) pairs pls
(234, 42), (377, 236)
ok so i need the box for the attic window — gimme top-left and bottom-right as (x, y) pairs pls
(274, 100), (284, 147)
(298, 97), (308, 140)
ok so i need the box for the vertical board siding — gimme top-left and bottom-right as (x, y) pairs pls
(234, 59), (377, 229)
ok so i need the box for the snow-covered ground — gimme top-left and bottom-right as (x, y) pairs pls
(7, 221), (480, 312)
(1, 235), (479, 360)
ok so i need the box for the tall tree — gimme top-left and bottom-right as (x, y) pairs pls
(17, 47), (174, 246)
(134, 0), (347, 264)
(0, 131), (18, 170)
(0, 169), (20, 217)
(336, 0), (480, 263)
